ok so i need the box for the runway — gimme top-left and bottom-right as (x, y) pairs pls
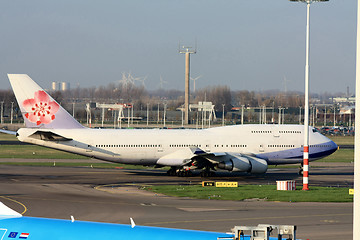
(0, 163), (353, 240)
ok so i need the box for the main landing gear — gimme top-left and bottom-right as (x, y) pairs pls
(167, 167), (193, 177)
(200, 167), (215, 177)
(167, 167), (177, 176)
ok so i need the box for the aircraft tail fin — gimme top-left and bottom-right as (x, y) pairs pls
(8, 74), (84, 129)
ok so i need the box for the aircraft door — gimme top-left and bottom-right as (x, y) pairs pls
(157, 144), (164, 153)
(86, 140), (93, 152)
(259, 144), (265, 153)
(273, 129), (280, 138)
(205, 141), (211, 152)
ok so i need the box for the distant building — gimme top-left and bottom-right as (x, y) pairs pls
(340, 106), (355, 115)
(60, 82), (70, 91)
(51, 82), (70, 91)
(332, 97), (355, 104)
(51, 82), (60, 91)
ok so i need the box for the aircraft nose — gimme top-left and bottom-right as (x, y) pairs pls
(333, 140), (338, 149)
(329, 140), (338, 154)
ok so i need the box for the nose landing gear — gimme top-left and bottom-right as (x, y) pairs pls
(298, 163), (303, 176)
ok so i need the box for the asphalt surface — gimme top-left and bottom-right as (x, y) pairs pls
(0, 162), (354, 240)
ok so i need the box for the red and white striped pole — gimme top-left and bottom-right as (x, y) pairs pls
(303, 145), (309, 190)
(290, 0), (329, 192)
(302, 1), (311, 191)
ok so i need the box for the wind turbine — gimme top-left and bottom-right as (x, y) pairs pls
(283, 75), (291, 94)
(119, 72), (133, 90)
(119, 72), (147, 89)
(190, 75), (202, 92)
(133, 75), (147, 88)
(159, 76), (168, 89)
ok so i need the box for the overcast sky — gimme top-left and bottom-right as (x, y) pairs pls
(0, 0), (356, 94)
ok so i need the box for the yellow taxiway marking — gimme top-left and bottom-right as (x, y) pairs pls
(0, 196), (27, 214)
(94, 183), (152, 191)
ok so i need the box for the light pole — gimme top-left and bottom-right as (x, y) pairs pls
(241, 105), (244, 125)
(263, 105), (266, 124)
(146, 103), (149, 127)
(157, 103), (160, 124)
(282, 108), (285, 124)
(163, 103), (167, 128)
(72, 102), (75, 117)
(259, 106), (262, 124)
(179, 46), (196, 125)
(131, 104), (134, 125)
(354, 0), (360, 237)
(10, 102), (14, 125)
(0, 101), (3, 124)
(289, 0), (328, 191)
(127, 107), (130, 128)
(278, 107), (282, 125)
(222, 104), (225, 126)
(181, 109), (184, 127)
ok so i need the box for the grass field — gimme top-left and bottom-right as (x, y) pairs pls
(328, 136), (354, 145)
(144, 184), (353, 202)
(0, 145), (87, 159)
(0, 161), (152, 170)
(318, 148), (353, 163)
(0, 133), (17, 141)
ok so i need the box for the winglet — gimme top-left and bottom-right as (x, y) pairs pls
(130, 218), (136, 228)
(0, 202), (22, 218)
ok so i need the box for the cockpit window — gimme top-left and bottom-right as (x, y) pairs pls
(312, 128), (319, 133)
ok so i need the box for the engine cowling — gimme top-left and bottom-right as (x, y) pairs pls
(246, 156), (268, 173)
(218, 155), (268, 174)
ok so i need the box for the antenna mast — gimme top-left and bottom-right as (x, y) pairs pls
(179, 44), (196, 124)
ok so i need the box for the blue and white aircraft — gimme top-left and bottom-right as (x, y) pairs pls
(0, 202), (295, 240)
(2, 74), (338, 177)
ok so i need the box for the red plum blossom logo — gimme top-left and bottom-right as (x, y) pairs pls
(22, 91), (59, 125)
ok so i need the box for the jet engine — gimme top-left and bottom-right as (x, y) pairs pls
(217, 155), (268, 174)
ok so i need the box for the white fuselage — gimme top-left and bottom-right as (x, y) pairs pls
(17, 124), (337, 166)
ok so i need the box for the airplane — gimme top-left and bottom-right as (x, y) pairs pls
(1, 74), (338, 177)
(0, 202), (296, 240)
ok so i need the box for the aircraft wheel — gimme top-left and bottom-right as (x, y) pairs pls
(298, 165), (303, 176)
(200, 171), (213, 178)
(167, 167), (177, 176)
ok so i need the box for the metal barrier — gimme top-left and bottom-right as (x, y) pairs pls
(230, 224), (296, 240)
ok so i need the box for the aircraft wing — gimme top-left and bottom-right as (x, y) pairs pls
(0, 129), (17, 135)
(29, 130), (72, 141)
(156, 147), (200, 166)
(157, 147), (268, 174)
(156, 146), (227, 167)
